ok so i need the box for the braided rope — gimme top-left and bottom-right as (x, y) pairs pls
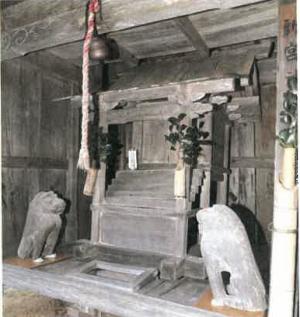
(78, 0), (100, 170)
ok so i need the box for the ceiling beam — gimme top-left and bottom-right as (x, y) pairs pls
(2, 0), (271, 61)
(174, 17), (209, 58)
(109, 0), (277, 60)
(8, 50), (82, 83)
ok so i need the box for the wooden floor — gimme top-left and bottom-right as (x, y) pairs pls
(4, 254), (71, 269)
(4, 255), (268, 317)
(195, 288), (266, 317)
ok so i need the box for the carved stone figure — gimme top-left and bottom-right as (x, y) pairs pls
(196, 204), (267, 311)
(18, 191), (66, 261)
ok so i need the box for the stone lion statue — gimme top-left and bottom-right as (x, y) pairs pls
(18, 191), (66, 261)
(197, 204), (267, 311)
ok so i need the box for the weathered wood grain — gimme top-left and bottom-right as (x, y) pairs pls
(239, 123), (256, 214)
(102, 78), (236, 107)
(107, 102), (213, 124)
(104, 52), (253, 97)
(4, 264), (224, 317)
(131, 121), (143, 163)
(2, 168), (29, 258)
(257, 58), (277, 85)
(229, 123), (256, 217)
(48, 38), (274, 69)
(226, 96), (261, 122)
(65, 96), (80, 242)
(255, 86), (276, 159)
(40, 75), (70, 160)
(2, 157), (68, 169)
(102, 52), (257, 106)
(110, 1), (277, 59)
(213, 110), (230, 204)
(211, 39), (274, 60)
(1, 60), (41, 157)
(22, 51), (81, 83)
(2, 54), (81, 256)
(255, 84), (276, 242)
(2, 0), (84, 29)
(231, 157), (274, 169)
(2, 7), (86, 60)
(190, 0), (278, 48)
(174, 17), (209, 58)
(38, 169), (67, 195)
(102, 20), (195, 60)
(1, 0), (276, 60)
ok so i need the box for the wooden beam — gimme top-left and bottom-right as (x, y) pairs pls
(110, 0), (277, 60)
(118, 45), (139, 67)
(231, 157), (274, 168)
(1, 0), (271, 60)
(107, 102), (213, 124)
(211, 39), (275, 60)
(2, 156), (68, 169)
(174, 17), (209, 58)
(48, 40), (139, 68)
(189, 1), (278, 49)
(2, 0), (84, 29)
(102, 77), (236, 107)
(226, 96), (261, 122)
(106, 95), (259, 124)
(22, 51), (81, 83)
(3, 264), (225, 317)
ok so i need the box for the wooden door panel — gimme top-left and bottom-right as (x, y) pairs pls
(141, 120), (176, 164)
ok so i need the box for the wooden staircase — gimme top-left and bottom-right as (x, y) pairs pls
(105, 169), (176, 210)
(96, 168), (199, 257)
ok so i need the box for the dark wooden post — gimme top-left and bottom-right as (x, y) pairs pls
(91, 94), (108, 242)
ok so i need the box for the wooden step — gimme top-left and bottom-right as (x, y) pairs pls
(116, 169), (174, 177)
(100, 203), (184, 216)
(115, 169), (174, 183)
(106, 189), (174, 198)
(109, 181), (173, 193)
(104, 196), (177, 209)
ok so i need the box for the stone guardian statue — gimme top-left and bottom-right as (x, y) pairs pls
(18, 191), (66, 262)
(196, 204), (267, 311)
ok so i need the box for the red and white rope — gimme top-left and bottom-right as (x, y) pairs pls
(78, 0), (100, 170)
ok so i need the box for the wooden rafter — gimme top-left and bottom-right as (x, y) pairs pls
(2, 0), (275, 61)
(174, 17), (209, 58)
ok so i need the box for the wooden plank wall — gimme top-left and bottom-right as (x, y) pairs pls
(1, 55), (82, 257)
(229, 83), (276, 244)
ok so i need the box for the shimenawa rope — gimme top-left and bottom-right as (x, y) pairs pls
(78, 0), (100, 170)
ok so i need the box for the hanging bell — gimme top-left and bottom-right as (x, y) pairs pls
(90, 36), (109, 60)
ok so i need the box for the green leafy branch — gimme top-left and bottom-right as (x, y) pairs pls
(97, 127), (123, 164)
(277, 76), (297, 148)
(164, 113), (211, 166)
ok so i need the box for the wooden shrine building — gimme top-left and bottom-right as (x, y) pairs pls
(1, 1), (298, 317)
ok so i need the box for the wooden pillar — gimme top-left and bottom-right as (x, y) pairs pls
(91, 95), (108, 243)
(132, 120), (143, 165)
(199, 112), (213, 209)
(268, 1), (297, 316)
(216, 123), (231, 204)
(65, 87), (80, 242)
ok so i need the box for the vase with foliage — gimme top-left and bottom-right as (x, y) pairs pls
(164, 113), (210, 197)
(84, 126), (122, 196)
(277, 75), (297, 188)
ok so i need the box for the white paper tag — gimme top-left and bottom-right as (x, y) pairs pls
(128, 149), (137, 170)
